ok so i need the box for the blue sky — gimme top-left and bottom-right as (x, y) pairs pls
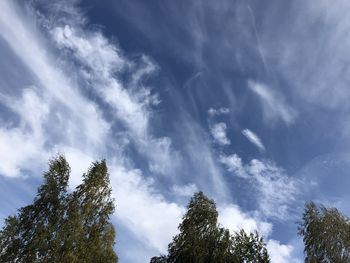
(1, 0), (350, 262)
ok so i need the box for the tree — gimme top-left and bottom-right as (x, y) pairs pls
(0, 155), (70, 262)
(151, 191), (270, 263)
(166, 191), (231, 263)
(0, 155), (117, 263)
(150, 255), (168, 263)
(298, 202), (350, 263)
(232, 229), (269, 263)
(67, 160), (117, 263)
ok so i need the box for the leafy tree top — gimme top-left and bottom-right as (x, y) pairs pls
(0, 155), (117, 263)
(298, 201), (350, 263)
(152, 191), (270, 263)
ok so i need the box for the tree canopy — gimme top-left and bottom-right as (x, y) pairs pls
(151, 191), (270, 263)
(298, 201), (350, 263)
(232, 229), (270, 262)
(0, 155), (117, 263)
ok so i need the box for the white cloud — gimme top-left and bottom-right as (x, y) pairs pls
(267, 240), (300, 263)
(248, 159), (298, 219)
(220, 154), (299, 220)
(60, 147), (95, 189)
(219, 154), (248, 178)
(208, 107), (230, 116)
(0, 88), (49, 134)
(0, 0), (110, 149)
(242, 128), (265, 151)
(51, 24), (146, 129)
(219, 202), (301, 263)
(146, 137), (180, 175)
(219, 204), (272, 237)
(258, 0), (350, 112)
(52, 25), (125, 77)
(50, 21), (180, 177)
(172, 183), (198, 197)
(0, 88), (49, 177)
(182, 120), (229, 199)
(0, 128), (43, 177)
(110, 164), (184, 253)
(210, 122), (230, 145)
(248, 80), (297, 125)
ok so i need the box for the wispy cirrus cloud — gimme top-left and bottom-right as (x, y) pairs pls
(242, 128), (265, 152)
(259, 0), (350, 112)
(172, 183), (198, 198)
(0, 0), (110, 177)
(219, 154), (248, 178)
(248, 80), (297, 125)
(0, 1), (304, 262)
(0, 88), (49, 177)
(220, 153), (299, 220)
(49, 16), (180, 177)
(0, 1), (183, 262)
(219, 154), (300, 263)
(248, 159), (299, 219)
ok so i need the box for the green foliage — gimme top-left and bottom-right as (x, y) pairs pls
(166, 192), (231, 263)
(151, 191), (270, 263)
(68, 160), (116, 263)
(0, 155), (117, 263)
(298, 202), (350, 263)
(232, 229), (270, 263)
(150, 255), (168, 263)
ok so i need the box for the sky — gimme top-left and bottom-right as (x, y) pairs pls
(1, 0), (350, 262)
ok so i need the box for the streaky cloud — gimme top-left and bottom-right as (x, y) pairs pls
(220, 153), (299, 220)
(242, 128), (265, 151)
(248, 80), (297, 125)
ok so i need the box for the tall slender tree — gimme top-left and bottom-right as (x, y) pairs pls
(70, 160), (117, 263)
